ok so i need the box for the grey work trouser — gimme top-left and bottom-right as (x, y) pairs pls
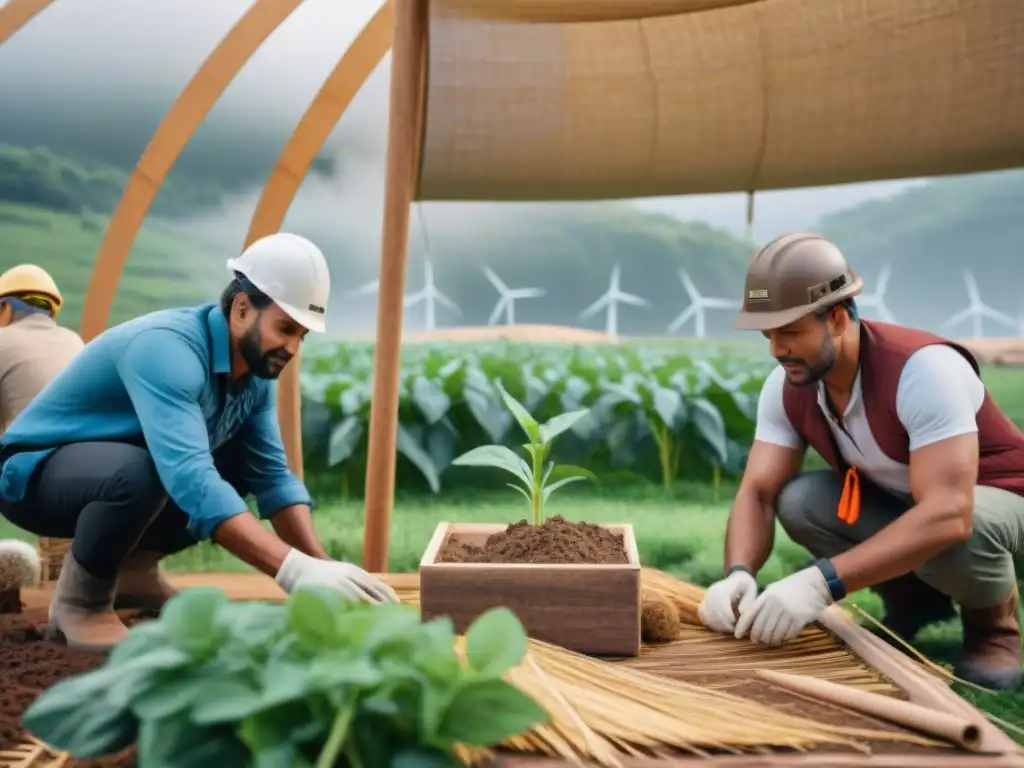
(776, 470), (1024, 609)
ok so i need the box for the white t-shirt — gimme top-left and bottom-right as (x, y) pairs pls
(755, 345), (985, 497)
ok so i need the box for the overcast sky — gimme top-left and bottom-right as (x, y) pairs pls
(0, 0), (925, 245)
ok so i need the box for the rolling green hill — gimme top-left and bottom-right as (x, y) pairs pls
(0, 201), (223, 331)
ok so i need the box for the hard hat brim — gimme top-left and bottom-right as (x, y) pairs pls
(735, 279), (862, 332)
(274, 298), (327, 333)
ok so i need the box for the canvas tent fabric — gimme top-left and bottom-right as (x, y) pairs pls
(417, 0), (1024, 201)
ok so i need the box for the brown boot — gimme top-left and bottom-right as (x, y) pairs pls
(954, 587), (1022, 691)
(113, 551), (178, 614)
(873, 572), (955, 641)
(46, 552), (128, 653)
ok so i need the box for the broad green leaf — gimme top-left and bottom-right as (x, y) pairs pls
(412, 374), (451, 424)
(397, 422), (442, 493)
(463, 381), (511, 443)
(651, 386), (686, 431)
(437, 679), (548, 745)
(690, 396), (729, 464)
(451, 445), (532, 487)
(161, 587), (229, 657)
(22, 667), (138, 757)
(190, 677), (265, 725)
(538, 408), (590, 444)
(542, 475), (588, 502)
(136, 714), (252, 768)
(496, 382), (541, 443)
(288, 587), (346, 647)
(465, 606), (528, 676)
(327, 415), (363, 467)
(546, 464), (596, 483)
(339, 384), (370, 417)
(426, 418), (460, 472)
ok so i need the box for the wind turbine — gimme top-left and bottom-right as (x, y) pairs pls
(579, 265), (649, 337)
(404, 260), (460, 331)
(856, 265), (896, 323)
(942, 271), (1015, 339)
(483, 267), (544, 325)
(667, 268), (741, 338)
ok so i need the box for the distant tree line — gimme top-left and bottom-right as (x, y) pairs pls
(0, 143), (223, 218)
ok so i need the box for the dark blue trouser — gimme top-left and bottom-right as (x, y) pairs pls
(0, 436), (249, 579)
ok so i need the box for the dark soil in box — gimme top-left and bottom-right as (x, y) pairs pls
(0, 608), (139, 767)
(436, 515), (628, 564)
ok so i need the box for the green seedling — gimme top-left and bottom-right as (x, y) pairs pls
(23, 587), (548, 767)
(451, 382), (595, 526)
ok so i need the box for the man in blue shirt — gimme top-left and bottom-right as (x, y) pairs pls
(0, 233), (397, 653)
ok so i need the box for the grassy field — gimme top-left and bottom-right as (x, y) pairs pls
(3, 482), (1022, 738)
(0, 201), (222, 331)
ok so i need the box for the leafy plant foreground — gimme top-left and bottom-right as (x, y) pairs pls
(301, 341), (772, 497)
(22, 588), (548, 767)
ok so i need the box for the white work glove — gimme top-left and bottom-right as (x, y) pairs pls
(274, 548), (400, 604)
(698, 568), (759, 633)
(734, 565), (833, 646)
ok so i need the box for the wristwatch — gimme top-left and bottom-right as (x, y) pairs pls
(813, 558), (847, 602)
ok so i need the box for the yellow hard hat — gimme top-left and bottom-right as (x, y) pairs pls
(0, 264), (63, 311)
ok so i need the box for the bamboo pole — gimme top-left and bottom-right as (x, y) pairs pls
(756, 669), (983, 751)
(362, 0), (430, 573)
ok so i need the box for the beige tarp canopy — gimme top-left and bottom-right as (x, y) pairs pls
(418, 0), (1024, 200)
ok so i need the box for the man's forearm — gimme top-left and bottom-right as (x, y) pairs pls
(270, 504), (329, 559)
(723, 487), (776, 575)
(831, 497), (969, 593)
(212, 511), (293, 577)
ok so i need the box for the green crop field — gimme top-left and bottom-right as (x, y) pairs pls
(3, 331), (1024, 738)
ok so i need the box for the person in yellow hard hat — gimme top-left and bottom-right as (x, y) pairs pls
(0, 264), (84, 436)
(698, 233), (1024, 691)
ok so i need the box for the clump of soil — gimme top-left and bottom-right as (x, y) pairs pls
(641, 595), (681, 642)
(0, 608), (139, 767)
(0, 588), (21, 614)
(436, 515), (628, 564)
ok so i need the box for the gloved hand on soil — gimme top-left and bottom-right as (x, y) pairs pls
(698, 569), (758, 633)
(274, 549), (400, 604)
(733, 566), (832, 646)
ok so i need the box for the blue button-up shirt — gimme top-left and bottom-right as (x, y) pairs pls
(0, 303), (311, 540)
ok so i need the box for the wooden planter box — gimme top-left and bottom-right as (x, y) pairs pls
(419, 522), (642, 656)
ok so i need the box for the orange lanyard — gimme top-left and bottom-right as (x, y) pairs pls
(837, 466), (861, 525)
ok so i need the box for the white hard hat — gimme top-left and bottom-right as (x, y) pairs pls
(226, 233), (331, 333)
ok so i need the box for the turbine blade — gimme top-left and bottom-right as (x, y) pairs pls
(488, 299), (507, 325)
(667, 306), (696, 333)
(483, 266), (508, 293)
(434, 291), (461, 314)
(617, 292), (650, 307)
(579, 295), (609, 318)
(678, 268), (700, 303)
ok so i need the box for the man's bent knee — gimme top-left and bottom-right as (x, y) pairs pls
(104, 445), (167, 508)
(916, 487), (1022, 609)
(776, 471), (844, 538)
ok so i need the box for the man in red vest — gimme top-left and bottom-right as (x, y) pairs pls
(697, 233), (1024, 690)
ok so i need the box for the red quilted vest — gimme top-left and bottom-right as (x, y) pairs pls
(781, 320), (1024, 514)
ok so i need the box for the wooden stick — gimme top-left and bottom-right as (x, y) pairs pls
(756, 669), (983, 751)
(0, 0), (57, 46)
(362, 0), (429, 573)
